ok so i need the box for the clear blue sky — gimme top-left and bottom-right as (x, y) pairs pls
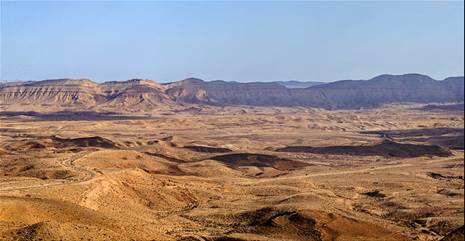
(1, 1), (464, 83)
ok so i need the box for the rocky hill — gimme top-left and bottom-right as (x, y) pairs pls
(0, 74), (463, 111)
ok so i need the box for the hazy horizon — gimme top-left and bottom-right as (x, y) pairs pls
(1, 72), (465, 85)
(1, 1), (464, 82)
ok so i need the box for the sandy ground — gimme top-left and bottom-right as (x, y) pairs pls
(0, 104), (463, 241)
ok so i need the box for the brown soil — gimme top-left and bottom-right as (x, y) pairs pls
(0, 104), (463, 241)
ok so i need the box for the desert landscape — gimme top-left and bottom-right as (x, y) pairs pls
(0, 76), (463, 241)
(2, 1), (464, 240)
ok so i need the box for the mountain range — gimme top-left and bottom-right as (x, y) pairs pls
(0, 74), (463, 111)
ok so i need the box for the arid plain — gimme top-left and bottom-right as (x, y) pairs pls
(0, 104), (463, 241)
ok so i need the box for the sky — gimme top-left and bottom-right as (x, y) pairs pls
(1, 1), (464, 83)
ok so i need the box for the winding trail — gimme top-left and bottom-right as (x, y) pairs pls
(0, 152), (461, 192)
(0, 151), (98, 192)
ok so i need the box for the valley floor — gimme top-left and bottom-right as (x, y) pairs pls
(0, 104), (463, 241)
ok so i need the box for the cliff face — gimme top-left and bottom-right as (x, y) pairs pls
(0, 78), (174, 111)
(302, 74), (465, 109)
(166, 74), (464, 109)
(99, 79), (175, 110)
(1, 74), (463, 111)
(0, 79), (104, 107)
(441, 77), (465, 101)
(166, 79), (294, 106)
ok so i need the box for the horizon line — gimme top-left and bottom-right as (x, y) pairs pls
(1, 73), (465, 84)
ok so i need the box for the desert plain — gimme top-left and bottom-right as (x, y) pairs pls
(0, 104), (463, 241)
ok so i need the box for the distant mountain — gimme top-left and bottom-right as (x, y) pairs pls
(0, 78), (176, 112)
(0, 74), (463, 111)
(420, 103), (465, 111)
(98, 79), (175, 110)
(0, 81), (34, 87)
(304, 74), (465, 109)
(0, 79), (103, 107)
(276, 81), (325, 89)
(165, 74), (464, 109)
(165, 78), (293, 106)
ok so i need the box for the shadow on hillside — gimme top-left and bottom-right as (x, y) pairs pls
(0, 111), (153, 121)
(275, 140), (453, 158)
(362, 128), (464, 150)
